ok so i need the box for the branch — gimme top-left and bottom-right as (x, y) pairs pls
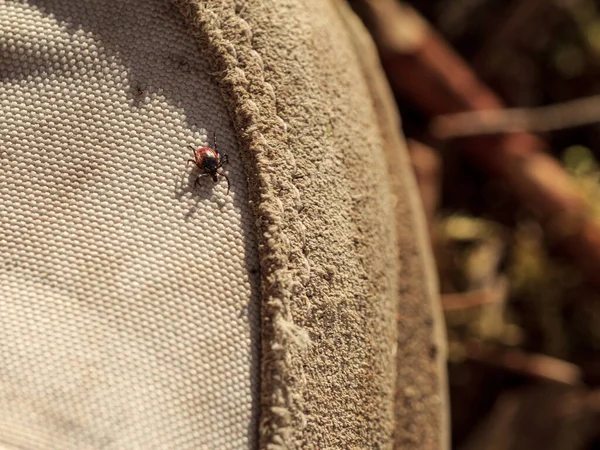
(441, 277), (508, 311)
(466, 341), (581, 385)
(431, 95), (600, 138)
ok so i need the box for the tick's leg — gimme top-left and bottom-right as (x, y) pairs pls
(186, 159), (200, 171)
(214, 132), (229, 165)
(187, 147), (199, 168)
(218, 171), (231, 195)
(213, 131), (217, 154)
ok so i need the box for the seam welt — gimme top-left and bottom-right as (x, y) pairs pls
(173, 1), (311, 448)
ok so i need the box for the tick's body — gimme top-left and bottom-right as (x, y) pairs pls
(187, 132), (230, 195)
(193, 147), (220, 174)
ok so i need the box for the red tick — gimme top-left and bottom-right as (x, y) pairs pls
(187, 132), (230, 195)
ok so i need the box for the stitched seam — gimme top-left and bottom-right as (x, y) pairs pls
(173, 2), (311, 449)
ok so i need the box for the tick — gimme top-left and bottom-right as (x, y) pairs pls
(187, 132), (230, 195)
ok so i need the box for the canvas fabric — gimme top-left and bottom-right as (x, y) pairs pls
(1, 1), (260, 448)
(1, 0), (448, 449)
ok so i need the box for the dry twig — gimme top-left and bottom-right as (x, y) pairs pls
(466, 341), (581, 385)
(432, 95), (600, 138)
(442, 277), (507, 312)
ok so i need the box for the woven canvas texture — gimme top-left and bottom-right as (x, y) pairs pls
(0, 1), (260, 449)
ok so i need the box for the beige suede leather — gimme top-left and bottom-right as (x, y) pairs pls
(331, 4), (449, 449)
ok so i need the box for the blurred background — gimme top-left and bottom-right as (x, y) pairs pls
(349, 0), (600, 448)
